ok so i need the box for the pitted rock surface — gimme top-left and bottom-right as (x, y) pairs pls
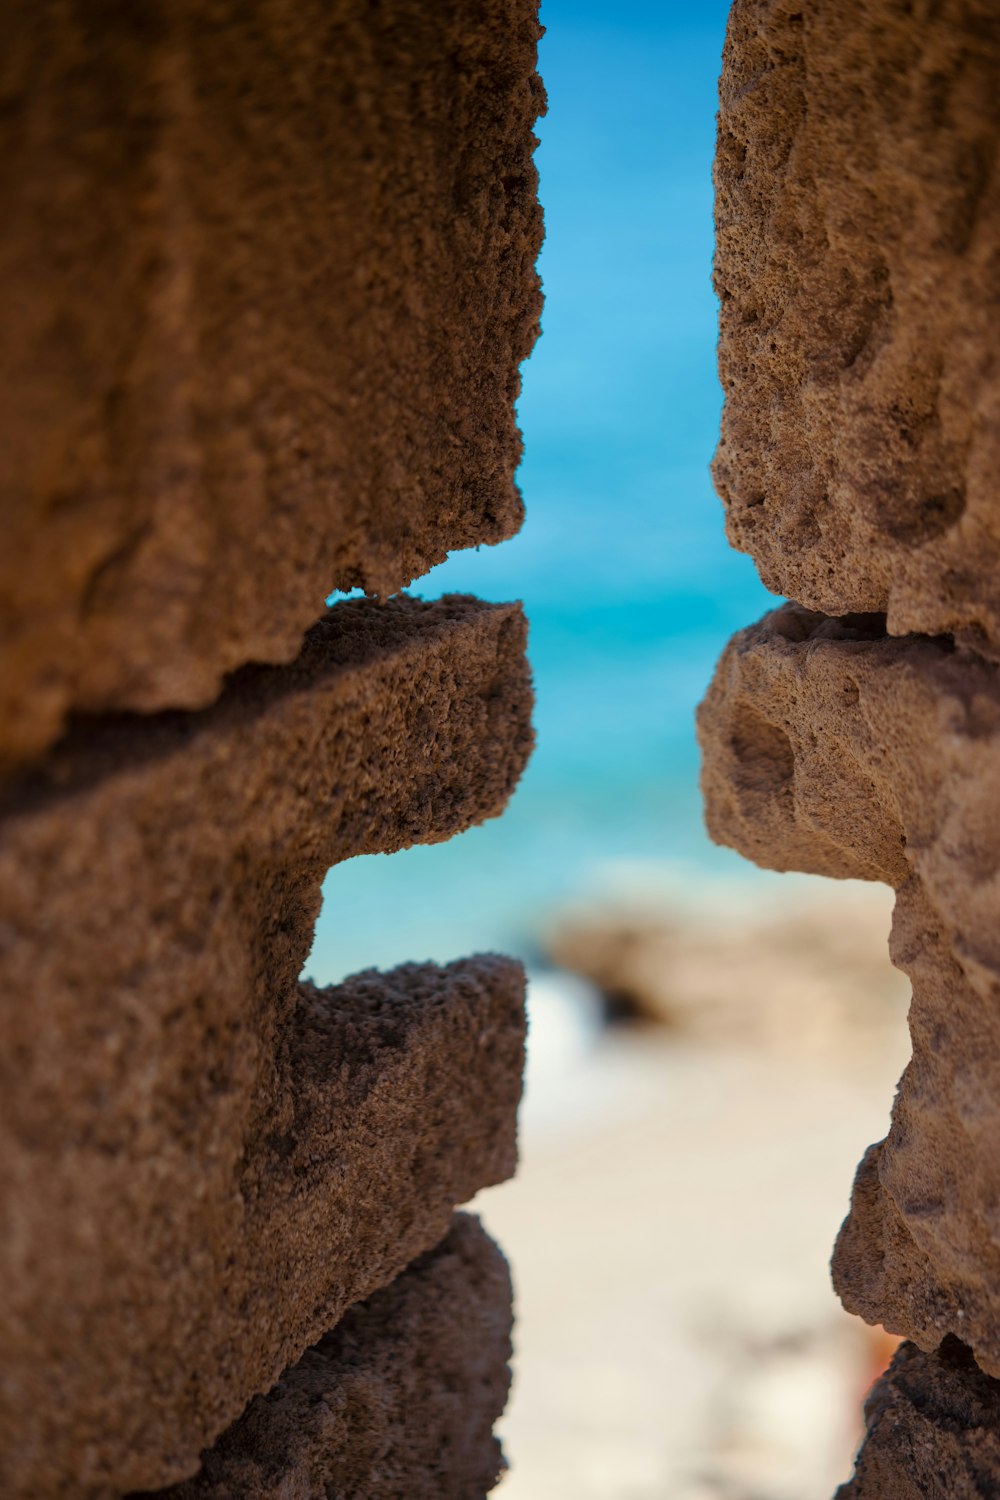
(698, 604), (1000, 1375)
(714, 0), (1000, 646)
(835, 1337), (1000, 1499)
(705, 0), (1000, 1487)
(0, 595), (531, 1498)
(139, 1215), (513, 1500)
(0, 0), (544, 768)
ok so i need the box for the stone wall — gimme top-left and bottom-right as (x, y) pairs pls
(699, 1), (1000, 1493)
(0, 6), (542, 1496)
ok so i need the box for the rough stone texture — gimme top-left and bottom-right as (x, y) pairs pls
(0, 0), (544, 769)
(835, 1337), (1000, 1499)
(705, 0), (1000, 1488)
(698, 604), (1000, 1375)
(0, 594), (531, 1498)
(714, 0), (1000, 644)
(139, 1214), (512, 1500)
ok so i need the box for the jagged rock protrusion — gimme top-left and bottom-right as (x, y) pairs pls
(705, 0), (1000, 1489)
(0, 0), (544, 768)
(1, 3), (542, 1493)
(835, 1337), (1000, 1498)
(139, 1215), (513, 1500)
(714, 0), (1000, 645)
(699, 605), (1000, 1374)
(0, 595), (531, 1497)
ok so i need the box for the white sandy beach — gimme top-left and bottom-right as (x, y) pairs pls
(478, 880), (911, 1500)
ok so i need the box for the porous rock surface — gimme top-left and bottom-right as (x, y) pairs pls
(0, 0), (544, 768)
(699, 604), (1000, 1375)
(704, 0), (1000, 1489)
(835, 1337), (1000, 1499)
(714, 0), (1000, 644)
(140, 1214), (512, 1500)
(0, 595), (531, 1498)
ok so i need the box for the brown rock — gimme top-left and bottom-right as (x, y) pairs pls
(0, 0), (543, 768)
(0, 594), (531, 1497)
(138, 1213), (512, 1500)
(714, 0), (1000, 648)
(698, 604), (1000, 1374)
(544, 883), (907, 1062)
(835, 1336), (1000, 1499)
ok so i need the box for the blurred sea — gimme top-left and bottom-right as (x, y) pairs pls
(305, 0), (774, 986)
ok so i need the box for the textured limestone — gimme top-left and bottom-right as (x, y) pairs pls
(698, 604), (1000, 1374)
(835, 1337), (1000, 1499)
(707, 0), (1000, 1486)
(0, 594), (531, 1498)
(714, 0), (1000, 645)
(0, 0), (543, 768)
(140, 1214), (512, 1500)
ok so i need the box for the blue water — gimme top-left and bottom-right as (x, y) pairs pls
(306, 0), (775, 984)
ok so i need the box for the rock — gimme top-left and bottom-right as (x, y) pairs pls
(714, 0), (1000, 647)
(138, 1214), (512, 1500)
(544, 882), (907, 1063)
(835, 1337), (1000, 1499)
(0, 594), (530, 1497)
(698, 604), (1000, 1375)
(706, 2), (1000, 1488)
(0, 0), (543, 768)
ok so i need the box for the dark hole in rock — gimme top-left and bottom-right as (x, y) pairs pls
(729, 704), (795, 795)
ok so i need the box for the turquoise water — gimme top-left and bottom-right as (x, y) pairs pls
(306, 0), (775, 984)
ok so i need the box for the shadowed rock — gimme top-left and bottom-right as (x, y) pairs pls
(698, 604), (1000, 1375)
(137, 1214), (513, 1500)
(836, 1337), (1000, 1499)
(0, 595), (531, 1497)
(0, 0), (544, 767)
(714, 0), (1000, 646)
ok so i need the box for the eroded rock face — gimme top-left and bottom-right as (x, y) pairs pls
(140, 1214), (513, 1500)
(0, 0), (544, 768)
(836, 1337), (1000, 1499)
(698, 605), (1000, 1374)
(1, 5), (541, 1492)
(0, 595), (531, 1497)
(714, 0), (1000, 644)
(705, 0), (1000, 1486)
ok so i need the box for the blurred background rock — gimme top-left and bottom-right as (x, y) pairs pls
(544, 881), (907, 1065)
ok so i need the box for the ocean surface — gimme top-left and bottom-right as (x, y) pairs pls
(305, 0), (776, 985)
